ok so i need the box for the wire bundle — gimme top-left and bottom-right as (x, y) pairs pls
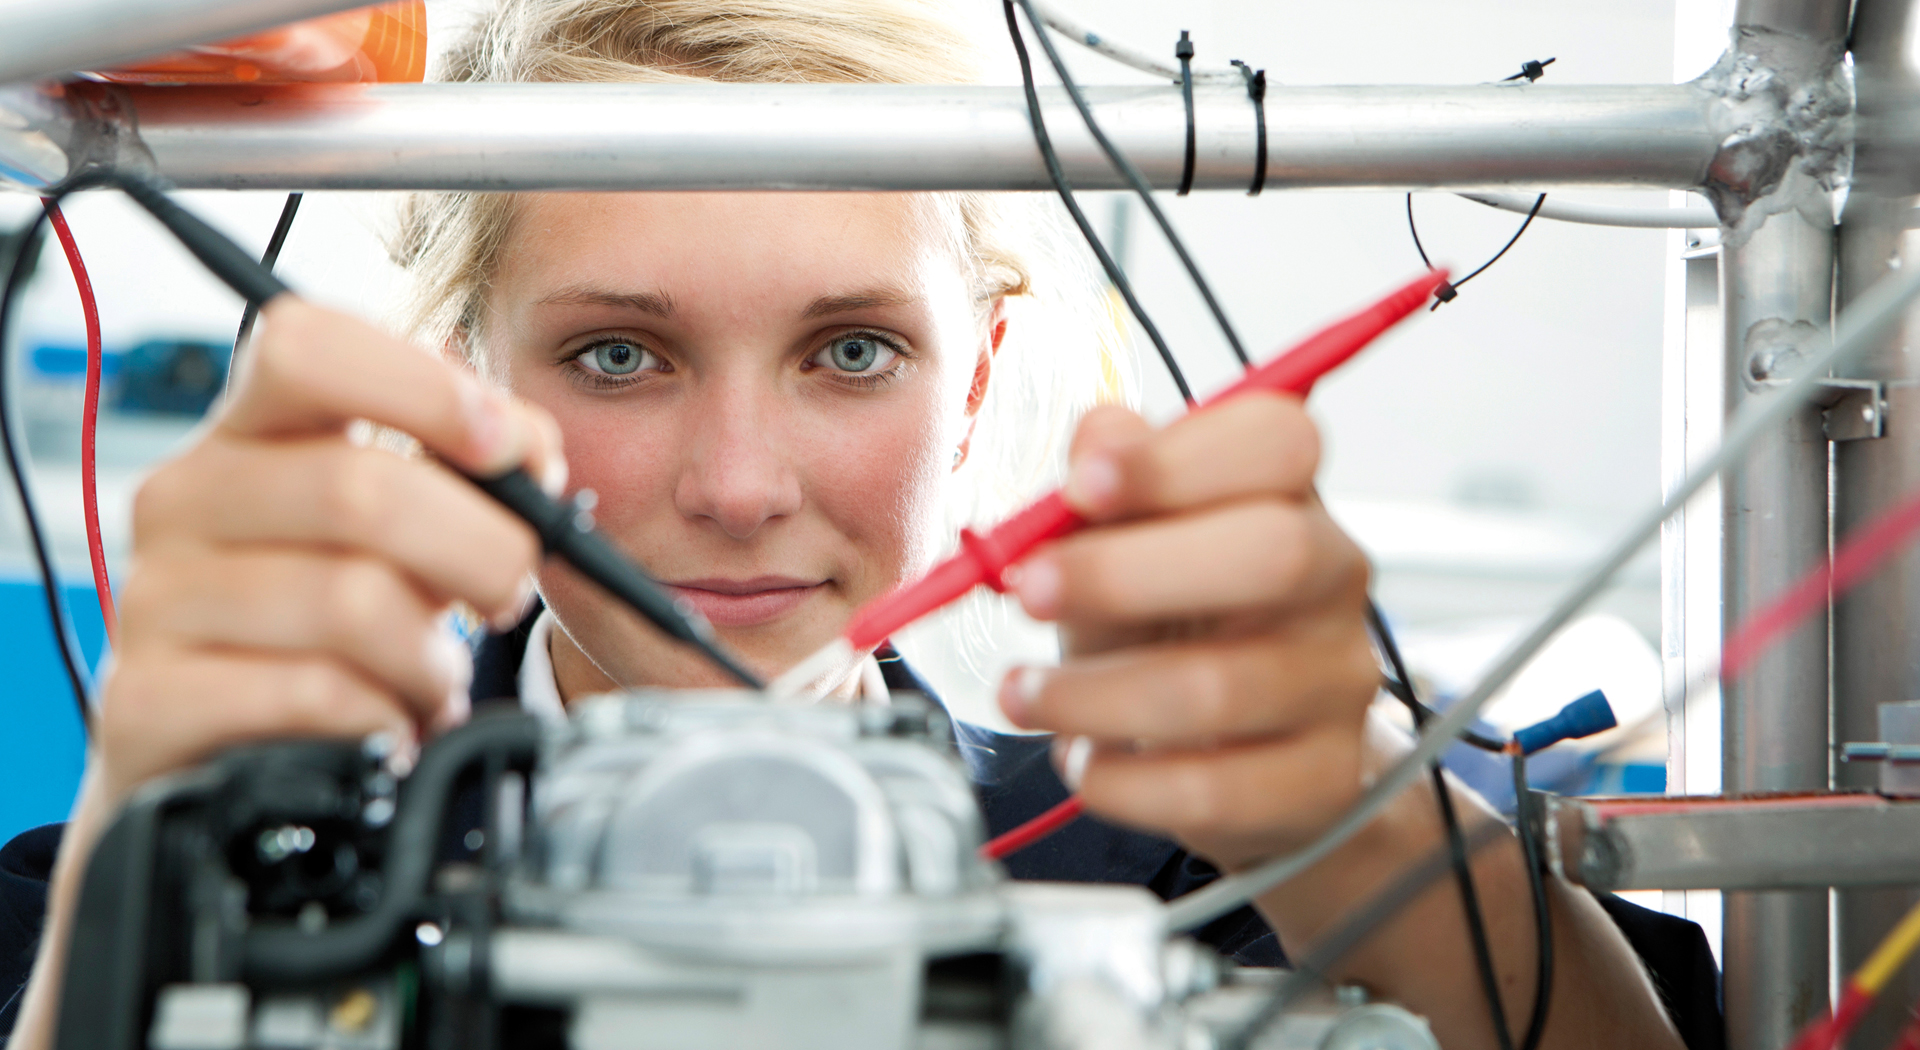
(993, 11), (1557, 1047)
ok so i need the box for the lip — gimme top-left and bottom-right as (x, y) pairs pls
(659, 576), (827, 628)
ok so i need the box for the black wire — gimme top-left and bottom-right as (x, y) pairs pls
(1403, 56), (1555, 310)
(231, 192), (303, 365)
(1366, 596), (1513, 1050)
(1512, 749), (1555, 1050)
(1001, 2), (1195, 404)
(1431, 756), (1515, 1050)
(1405, 191), (1547, 310)
(1452, 193), (1546, 291)
(1, 205), (92, 734)
(1011, 0), (1253, 371)
(1367, 599), (1507, 752)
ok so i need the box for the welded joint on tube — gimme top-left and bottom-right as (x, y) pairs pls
(1696, 23), (1853, 245)
(0, 81), (156, 194)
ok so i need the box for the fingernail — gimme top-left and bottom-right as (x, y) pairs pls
(458, 379), (517, 471)
(1065, 454), (1121, 513)
(1007, 555), (1061, 617)
(1051, 735), (1094, 791)
(999, 665), (1047, 726)
(491, 576), (537, 631)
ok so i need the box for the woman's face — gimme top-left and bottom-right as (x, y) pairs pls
(483, 192), (997, 692)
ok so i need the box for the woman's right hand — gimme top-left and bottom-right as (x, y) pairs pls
(95, 296), (561, 803)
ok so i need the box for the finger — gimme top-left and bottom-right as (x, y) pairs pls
(97, 650), (418, 796)
(117, 550), (469, 726)
(1010, 499), (1369, 624)
(998, 620), (1377, 746)
(225, 298), (564, 484)
(135, 438), (540, 619)
(1072, 724), (1365, 847)
(1063, 393), (1320, 521)
(1066, 403), (1152, 466)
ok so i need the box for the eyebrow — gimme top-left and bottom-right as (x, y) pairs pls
(802, 290), (921, 320)
(535, 286), (678, 317)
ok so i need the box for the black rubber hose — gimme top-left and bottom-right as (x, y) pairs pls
(242, 712), (541, 983)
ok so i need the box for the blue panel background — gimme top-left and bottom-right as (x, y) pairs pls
(0, 576), (104, 846)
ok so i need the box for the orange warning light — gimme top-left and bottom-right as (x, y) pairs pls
(85, 0), (425, 85)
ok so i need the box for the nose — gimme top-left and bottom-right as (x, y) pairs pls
(672, 379), (803, 540)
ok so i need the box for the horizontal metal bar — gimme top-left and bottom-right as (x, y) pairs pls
(1545, 793), (1920, 891)
(0, 0), (372, 87)
(74, 80), (1717, 193)
(1456, 190), (1720, 229)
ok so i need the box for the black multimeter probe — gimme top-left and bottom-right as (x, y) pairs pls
(112, 173), (765, 690)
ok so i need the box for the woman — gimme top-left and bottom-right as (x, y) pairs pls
(1, 2), (1717, 1047)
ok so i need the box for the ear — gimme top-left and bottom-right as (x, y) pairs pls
(954, 297), (1008, 471)
(440, 327), (476, 371)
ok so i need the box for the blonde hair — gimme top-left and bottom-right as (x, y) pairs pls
(391, 0), (1130, 673)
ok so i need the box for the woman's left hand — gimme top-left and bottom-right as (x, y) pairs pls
(998, 392), (1381, 870)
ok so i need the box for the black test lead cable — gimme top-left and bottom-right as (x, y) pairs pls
(232, 192), (303, 364)
(0, 207), (93, 733)
(1001, 0), (1195, 404)
(108, 173), (765, 690)
(1012, 0), (1253, 370)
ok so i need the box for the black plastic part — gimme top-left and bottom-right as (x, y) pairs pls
(922, 953), (1011, 1024)
(1231, 61), (1268, 196)
(471, 469), (763, 689)
(1176, 31), (1197, 196)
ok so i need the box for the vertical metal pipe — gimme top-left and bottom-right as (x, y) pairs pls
(1833, 2), (1920, 1046)
(1713, 2), (1850, 1047)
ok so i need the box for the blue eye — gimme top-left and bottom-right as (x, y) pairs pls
(575, 340), (658, 376)
(814, 333), (899, 374)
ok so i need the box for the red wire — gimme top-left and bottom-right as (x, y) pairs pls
(980, 795), (1084, 859)
(1721, 486), (1920, 682)
(41, 200), (116, 645)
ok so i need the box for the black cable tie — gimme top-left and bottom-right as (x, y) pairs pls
(1231, 59), (1268, 196)
(1502, 56), (1556, 82)
(1176, 30), (1197, 196)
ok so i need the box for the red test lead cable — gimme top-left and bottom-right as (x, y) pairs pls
(42, 200), (117, 645)
(770, 268), (1451, 697)
(980, 796), (1084, 860)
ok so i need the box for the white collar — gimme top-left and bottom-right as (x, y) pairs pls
(516, 608), (889, 717)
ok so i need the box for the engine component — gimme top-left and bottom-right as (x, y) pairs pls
(54, 691), (1438, 1050)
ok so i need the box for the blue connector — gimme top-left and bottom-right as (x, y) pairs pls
(1512, 689), (1617, 756)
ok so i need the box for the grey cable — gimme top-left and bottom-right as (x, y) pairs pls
(1164, 256), (1920, 932)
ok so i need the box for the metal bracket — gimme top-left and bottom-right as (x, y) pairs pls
(1820, 378), (1888, 441)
